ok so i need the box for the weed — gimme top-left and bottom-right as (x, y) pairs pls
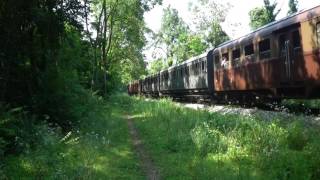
(125, 95), (320, 179)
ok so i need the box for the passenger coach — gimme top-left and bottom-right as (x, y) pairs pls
(159, 52), (214, 100)
(129, 5), (320, 101)
(213, 5), (320, 99)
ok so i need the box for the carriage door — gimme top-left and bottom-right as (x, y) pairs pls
(279, 33), (292, 82)
(278, 27), (302, 83)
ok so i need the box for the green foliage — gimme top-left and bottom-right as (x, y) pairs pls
(159, 7), (191, 61)
(174, 34), (208, 64)
(90, 0), (153, 91)
(190, 0), (230, 48)
(0, 0), (161, 178)
(125, 95), (320, 179)
(191, 122), (228, 157)
(249, 7), (271, 30)
(148, 59), (167, 75)
(288, 0), (298, 15)
(0, 0), (85, 104)
(152, 7), (209, 65)
(249, 0), (280, 30)
(148, 1), (229, 67)
(206, 22), (229, 48)
(187, 35), (208, 55)
(282, 99), (320, 109)
(287, 121), (308, 151)
(1, 94), (144, 179)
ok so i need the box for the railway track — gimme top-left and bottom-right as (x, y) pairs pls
(174, 100), (320, 127)
(171, 96), (320, 119)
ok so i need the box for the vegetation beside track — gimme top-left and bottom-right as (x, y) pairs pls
(282, 99), (320, 109)
(2, 94), (320, 179)
(125, 95), (320, 179)
(1, 94), (143, 179)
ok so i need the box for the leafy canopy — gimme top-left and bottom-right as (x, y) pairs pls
(249, 0), (280, 30)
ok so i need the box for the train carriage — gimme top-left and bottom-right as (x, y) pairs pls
(129, 5), (320, 102)
(159, 52), (214, 100)
(128, 80), (140, 95)
(141, 73), (160, 97)
(212, 5), (320, 99)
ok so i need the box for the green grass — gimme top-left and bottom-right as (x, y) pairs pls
(2, 94), (320, 179)
(125, 95), (320, 180)
(282, 99), (320, 109)
(1, 94), (144, 179)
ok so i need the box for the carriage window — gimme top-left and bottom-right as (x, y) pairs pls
(201, 61), (205, 71)
(215, 55), (219, 63)
(279, 34), (286, 56)
(221, 53), (229, 61)
(221, 53), (229, 68)
(232, 49), (241, 61)
(180, 68), (183, 76)
(195, 64), (198, 74)
(245, 44), (254, 56)
(292, 30), (301, 49)
(214, 55), (220, 69)
(259, 39), (271, 59)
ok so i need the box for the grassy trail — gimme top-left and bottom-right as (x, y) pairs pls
(2, 94), (320, 179)
(126, 115), (160, 180)
(2, 95), (145, 179)
(124, 95), (320, 180)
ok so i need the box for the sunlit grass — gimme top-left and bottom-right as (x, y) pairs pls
(2, 94), (320, 179)
(124, 95), (320, 180)
(1, 94), (144, 179)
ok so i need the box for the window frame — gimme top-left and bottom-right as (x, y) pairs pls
(317, 22), (320, 46)
(258, 38), (271, 60)
(232, 48), (241, 60)
(221, 52), (230, 69)
(214, 54), (220, 70)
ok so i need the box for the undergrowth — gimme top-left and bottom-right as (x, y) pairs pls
(125, 95), (320, 180)
(0, 93), (143, 179)
(2, 93), (319, 179)
(282, 99), (320, 109)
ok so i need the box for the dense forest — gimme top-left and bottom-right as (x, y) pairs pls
(0, 0), (161, 176)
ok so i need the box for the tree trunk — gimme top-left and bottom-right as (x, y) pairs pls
(102, 0), (108, 95)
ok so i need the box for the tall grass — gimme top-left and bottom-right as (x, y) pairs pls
(1, 93), (143, 179)
(127, 95), (320, 179)
(282, 99), (320, 109)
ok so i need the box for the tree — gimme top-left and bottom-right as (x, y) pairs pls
(288, 0), (298, 15)
(158, 7), (190, 59)
(0, 0), (85, 104)
(206, 22), (229, 48)
(190, 0), (230, 47)
(151, 6), (209, 66)
(0, 0), (163, 159)
(90, 0), (162, 93)
(249, 7), (270, 30)
(249, 0), (280, 30)
(148, 59), (166, 75)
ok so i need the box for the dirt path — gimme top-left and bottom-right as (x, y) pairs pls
(126, 115), (160, 180)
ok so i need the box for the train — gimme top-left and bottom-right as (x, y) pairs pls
(128, 5), (320, 102)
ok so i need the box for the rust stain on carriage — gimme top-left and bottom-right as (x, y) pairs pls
(214, 52), (320, 93)
(213, 5), (320, 97)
